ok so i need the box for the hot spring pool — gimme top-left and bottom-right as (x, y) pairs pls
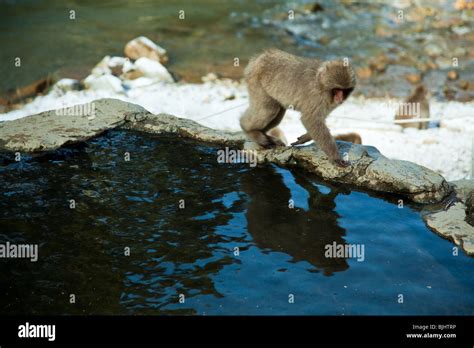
(1, 130), (473, 315)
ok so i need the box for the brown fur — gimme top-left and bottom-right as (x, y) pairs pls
(291, 131), (362, 145)
(395, 85), (430, 130)
(267, 127), (288, 145)
(240, 49), (356, 164)
(334, 132), (362, 144)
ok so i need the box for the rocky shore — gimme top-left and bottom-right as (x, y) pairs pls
(1, 35), (473, 183)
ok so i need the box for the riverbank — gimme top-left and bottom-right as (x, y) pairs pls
(1, 73), (473, 182)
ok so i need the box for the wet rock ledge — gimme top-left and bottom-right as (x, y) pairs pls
(0, 98), (450, 204)
(423, 180), (474, 256)
(1, 98), (471, 253)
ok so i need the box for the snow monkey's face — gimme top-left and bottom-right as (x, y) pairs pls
(331, 87), (354, 104)
(318, 59), (356, 105)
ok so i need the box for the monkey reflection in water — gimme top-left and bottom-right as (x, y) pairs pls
(240, 166), (350, 276)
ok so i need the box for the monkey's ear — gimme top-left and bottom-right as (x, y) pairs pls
(316, 62), (330, 86)
(317, 61), (330, 76)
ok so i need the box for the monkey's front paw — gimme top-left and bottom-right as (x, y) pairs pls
(291, 134), (311, 146)
(334, 159), (351, 168)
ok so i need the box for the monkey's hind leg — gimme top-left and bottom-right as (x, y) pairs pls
(267, 127), (288, 146)
(264, 107), (287, 146)
(240, 104), (286, 149)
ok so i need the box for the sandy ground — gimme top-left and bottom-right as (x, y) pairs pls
(1, 79), (473, 181)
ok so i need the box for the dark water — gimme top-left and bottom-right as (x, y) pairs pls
(0, 130), (473, 315)
(0, 0), (292, 89)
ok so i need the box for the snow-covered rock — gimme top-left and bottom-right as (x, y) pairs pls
(52, 78), (81, 94)
(91, 56), (112, 76)
(91, 56), (128, 77)
(133, 57), (174, 83)
(83, 74), (123, 93)
(122, 59), (136, 73)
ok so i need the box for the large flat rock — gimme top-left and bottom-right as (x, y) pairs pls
(1, 98), (464, 252)
(450, 179), (474, 202)
(245, 141), (450, 204)
(0, 98), (150, 152)
(0, 98), (450, 205)
(424, 202), (474, 256)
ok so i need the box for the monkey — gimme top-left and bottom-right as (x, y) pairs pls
(394, 85), (430, 130)
(267, 127), (288, 145)
(292, 132), (362, 145)
(334, 132), (362, 144)
(240, 48), (356, 167)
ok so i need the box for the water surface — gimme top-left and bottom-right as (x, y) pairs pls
(0, 130), (473, 315)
